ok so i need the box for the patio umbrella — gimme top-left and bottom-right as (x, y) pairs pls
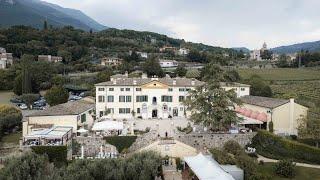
(92, 121), (124, 131)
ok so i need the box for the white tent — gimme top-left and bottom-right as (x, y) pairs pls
(77, 128), (88, 133)
(92, 121), (124, 131)
(184, 153), (235, 180)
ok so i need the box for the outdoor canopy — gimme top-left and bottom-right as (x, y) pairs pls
(184, 153), (235, 180)
(92, 120), (124, 131)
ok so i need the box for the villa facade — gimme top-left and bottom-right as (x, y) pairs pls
(95, 76), (250, 119)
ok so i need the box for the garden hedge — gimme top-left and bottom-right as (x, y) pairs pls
(31, 146), (67, 166)
(251, 130), (320, 164)
(105, 136), (137, 153)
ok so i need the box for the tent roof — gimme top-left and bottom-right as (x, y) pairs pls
(184, 153), (235, 180)
(92, 121), (124, 131)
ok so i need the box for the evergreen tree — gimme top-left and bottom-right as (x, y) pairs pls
(20, 55), (34, 94)
(43, 20), (48, 30)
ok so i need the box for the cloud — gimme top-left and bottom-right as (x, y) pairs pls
(45, 0), (320, 49)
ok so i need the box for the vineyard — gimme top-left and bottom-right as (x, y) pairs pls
(238, 68), (320, 81)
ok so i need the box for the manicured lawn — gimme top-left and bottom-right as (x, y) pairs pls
(238, 68), (320, 81)
(0, 132), (21, 145)
(257, 162), (320, 180)
(105, 136), (137, 153)
(0, 91), (14, 105)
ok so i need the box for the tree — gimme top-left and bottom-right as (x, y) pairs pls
(43, 20), (48, 30)
(224, 70), (241, 82)
(184, 64), (241, 131)
(20, 94), (40, 108)
(274, 159), (296, 178)
(142, 58), (164, 77)
(268, 121), (274, 133)
(260, 50), (272, 60)
(174, 64), (187, 77)
(0, 152), (58, 180)
(0, 105), (22, 139)
(298, 113), (320, 147)
(45, 86), (69, 106)
(20, 54), (34, 94)
(276, 54), (289, 68)
(58, 50), (72, 63)
(246, 75), (273, 97)
(96, 71), (112, 83)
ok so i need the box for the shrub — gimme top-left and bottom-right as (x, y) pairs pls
(251, 130), (320, 164)
(223, 140), (243, 156)
(0, 105), (22, 139)
(31, 146), (67, 167)
(268, 121), (273, 133)
(273, 159), (296, 178)
(175, 157), (183, 171)
(45, 86), (69, 106)
(105, 136), (137, 153)
(209, 149), (236, 165)
(236, 154), (258, 179)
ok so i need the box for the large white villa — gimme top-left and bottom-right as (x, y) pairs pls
(95, 75), (250, 119)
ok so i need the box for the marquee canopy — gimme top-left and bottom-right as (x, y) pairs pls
(92, 121), (124, 131)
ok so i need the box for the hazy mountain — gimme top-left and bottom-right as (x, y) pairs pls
(232, 47), (250, 53)
(0, 0), (107, 31)
(271, 40), (320, 54)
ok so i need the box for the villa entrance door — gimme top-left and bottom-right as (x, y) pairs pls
(152, 109), (158, 118)
(173, 108), (178, 117)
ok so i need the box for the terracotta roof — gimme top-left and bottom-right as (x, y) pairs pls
(27, 100), (94, 117)
(95, 77), (205, 87)
(241, 95), (290, 109)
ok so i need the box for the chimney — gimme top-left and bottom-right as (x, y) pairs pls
(173, 80), (176, 85)
(113, 80), (117, 85)
(133, 80), (137, 85)
(191, 79), (195, 86)
(289, 98), (295, 135)
(125, 71), (128, 77)
(142, 73), (148, 79)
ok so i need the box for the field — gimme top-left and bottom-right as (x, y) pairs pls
(238, 68), (320, 81)
(257, 162), (320, 180)
(0, 91), (14, 105)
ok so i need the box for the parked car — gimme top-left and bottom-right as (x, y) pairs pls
(32, 106), (45, 110)
(10, 98), (23, 104)
(69, 96), (82, 101)
(18, 103), (28, 110)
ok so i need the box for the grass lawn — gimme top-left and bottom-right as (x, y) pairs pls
(0, 132), (21, 146)
(0, 91), (14, 105)
(238, 68), (320, 81)
(257, 162), (320, 180)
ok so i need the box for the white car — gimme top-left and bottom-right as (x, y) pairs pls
(19, 103), (28, 110)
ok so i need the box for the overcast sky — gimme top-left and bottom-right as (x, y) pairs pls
(46, 0), (320, 49)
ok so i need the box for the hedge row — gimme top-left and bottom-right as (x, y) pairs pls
(31, 146), (67, 166)
(105, 136), (137, 153)
(251, 130), (320, 164)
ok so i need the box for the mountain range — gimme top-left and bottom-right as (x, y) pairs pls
(271, 40), (320, 54)
(0, 0), (107, 31)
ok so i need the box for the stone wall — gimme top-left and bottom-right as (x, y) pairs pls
(128, 130), (159, 152)
(174, 132), (256, 151)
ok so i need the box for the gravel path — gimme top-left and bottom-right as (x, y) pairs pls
(257, 155), (320, 169)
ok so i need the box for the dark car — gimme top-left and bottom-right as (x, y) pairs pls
(10, 98), (23, 104)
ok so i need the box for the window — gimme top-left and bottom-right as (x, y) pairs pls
(137, 108), (140, 114)
(168, 88), (173, 92)
(126, 96), (132, 102)
(136, 95), (148, 102)
(241, 88), (245, 91)
(99, 111), (104, 117)
(120, 88), (124, 91)
(98, 96), (105, 102)
(109, 88), (114, 91)
(161, 96), (173, 102)
(136, 88), (142, 91)
(81, 114), (86, 123)
(186, 88), (191, 92)
(180, 107), (184, 111)
(179, 88), (185, 92)
(98, 88), (105, 91)
(179, 96), (185, 102)
(107, 96), (114, 102)
(119, 108), (130, 114)
(119, 96), (131, 102)
(119, 96), (125, 102)
(126, 88), (130, 91)
(106, 108), (114, 114)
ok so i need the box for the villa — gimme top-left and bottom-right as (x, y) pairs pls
(95, 75), (250, 119)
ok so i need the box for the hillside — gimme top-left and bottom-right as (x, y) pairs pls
(0, 0), (106, 31)
(271, 40), (320, 54)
